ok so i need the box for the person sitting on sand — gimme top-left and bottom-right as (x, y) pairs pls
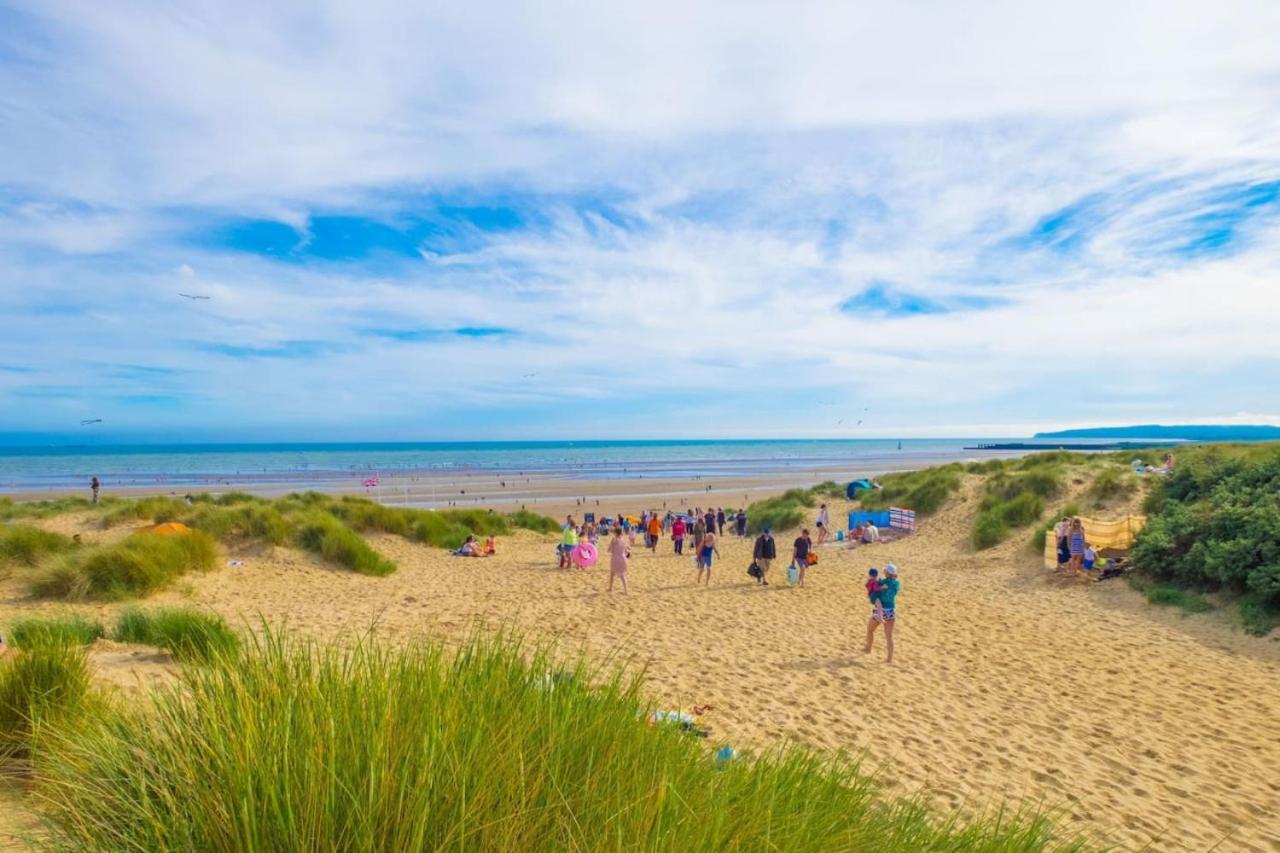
(862, 521), (879, 544)
(457, 535), (488, 557)
(607, 526), (630, 594)
(696, 529), (720, 585)
(484, 535), (497, 556)
(864, 563), (899, 663)
(752, 527), (776, 585)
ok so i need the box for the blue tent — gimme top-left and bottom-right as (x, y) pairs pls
(846, 479), (875, 499)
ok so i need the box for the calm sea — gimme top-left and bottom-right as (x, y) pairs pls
(0, 438), (1022, 493)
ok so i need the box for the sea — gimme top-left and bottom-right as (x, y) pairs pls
(0, 438), (1029, 495)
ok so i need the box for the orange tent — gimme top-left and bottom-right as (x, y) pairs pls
(139, 522), (192, 536)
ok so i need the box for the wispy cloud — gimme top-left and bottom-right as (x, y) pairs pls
(1, 1), (1279, 438)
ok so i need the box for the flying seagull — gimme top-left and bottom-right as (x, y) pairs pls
(522, 372), (537, 378)
(80, 418), (103, 425)
(178, 292), (212, 300)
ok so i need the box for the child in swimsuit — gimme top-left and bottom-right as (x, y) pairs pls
(866, 568), (884, 619)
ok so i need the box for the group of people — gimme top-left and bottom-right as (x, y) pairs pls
(749, 527), (816, 587)
(1053, 516), (1097, 575)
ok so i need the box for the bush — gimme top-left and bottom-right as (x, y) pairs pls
(859, 465), (963, 517)
(292, 512), (396, 576)
(996, 492), (1045, 527)
(1089, 468), (1136, 503)
(184, 503), (290, 546)
(100, 496), (188, 528)
(1145, 586), (1213, 614)
(113, 608), (239, 663)
(810, 481), (845, 499)
(0, 642), (91, 760)
(31, 531), (218, 600)
(506, 509), (560, 534)
(7, 615), (105, 650)
(1240, 593), (1280, 637)
(0, 525), (76, 566)
(972, 512), (1007, 550)
(32, 631), (1074, 851)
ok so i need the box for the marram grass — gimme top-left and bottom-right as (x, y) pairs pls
(112, 607), (239, 663)
(30, 630), (1083, 852)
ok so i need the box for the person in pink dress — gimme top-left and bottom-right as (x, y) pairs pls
(607, 526), (630, 594)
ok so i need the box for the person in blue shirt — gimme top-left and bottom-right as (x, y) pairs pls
(864, 563), (900, 663)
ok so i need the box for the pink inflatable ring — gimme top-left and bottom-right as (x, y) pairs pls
(571, 542), (598, 567)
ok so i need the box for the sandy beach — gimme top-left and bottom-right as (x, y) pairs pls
(3, 476), (1279, 851)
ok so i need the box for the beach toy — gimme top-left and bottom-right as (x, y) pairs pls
(715, 746), (735, 766)
(836, 530), (844, 541)
(571, 541), (598, 567)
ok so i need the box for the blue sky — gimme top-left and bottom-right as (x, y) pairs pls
(1, 1), (1280, 442)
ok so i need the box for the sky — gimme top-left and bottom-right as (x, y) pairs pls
(1, 0), (1279, 443)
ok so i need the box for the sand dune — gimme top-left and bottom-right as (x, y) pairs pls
(3, 480), (1279, 851)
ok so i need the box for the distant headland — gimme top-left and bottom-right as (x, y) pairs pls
(1034, 424), (1280, 441)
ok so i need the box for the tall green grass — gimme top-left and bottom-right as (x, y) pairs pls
(972, 468), (1063, 550)
(1, 643), (91, 760)
(0, 497), (100, 521)
(1088, 467), (1137, 503)
(746, 488), (817, 534)
(113, 608), (239, 663)
(857, 465), (963, 516)
(0, 525), (76, 566)
(99, 496), (188, 528)
(293, 511), (396, 576)
(29, 530), (218, 600)
(31, 631), (1080, 851)
(1145, 586), (1213, 615)
(6, 615), (105, 650)
(184, 502), (291, 545)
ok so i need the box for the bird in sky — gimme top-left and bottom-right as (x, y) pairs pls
(522, 373), (537, 378)
(79, 418), (103, 425)
(178, 292), (211, 300)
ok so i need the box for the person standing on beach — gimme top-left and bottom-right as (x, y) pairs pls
(692, 514), (707, 558)
(1068, 518), (1086, 574)
(559, 517), (578, 569)
(90, 476), (100, 504)
(716, 507), (726, 536)
(753, 527), (776, 585)
(607, 527), (630, 594)
(646, 513), (662, 555)
(672, 514), (687, 555)
(864, 563), (899, 663)
(697, 529), (719, 585)
(735, 509), (747, 537)
(704, 509), (716, 538)
(816, 504), (830, 544)
(792, 528), (812, 587)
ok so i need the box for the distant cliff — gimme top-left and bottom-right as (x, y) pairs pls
(1034, 424), (1280, 441)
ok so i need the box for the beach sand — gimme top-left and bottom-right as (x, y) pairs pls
(3, 479), (1279, 851)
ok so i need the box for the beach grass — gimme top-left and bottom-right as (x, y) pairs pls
(857, 465), (963, 516)
(971, 469), (1063, 549)
(1088, 467), (1136, 503)
(29, 530), (218, 600)
(746, 488), (817, 534)
(0, 525), (76, 567)
(113, 608), (239, 663)
(184, 502), (291, 545)
(1145, 585), (1214, 614)
(6, 615), (106, 650)
(0, 497), (104, 522)
(0, 642), (91, 761)
(30, 629), (1081, 852)
(292, 510), (397, 576)
(1239, 593), (1280, 636)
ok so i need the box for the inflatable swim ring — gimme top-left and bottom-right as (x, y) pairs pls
(571, 541), (598, 567)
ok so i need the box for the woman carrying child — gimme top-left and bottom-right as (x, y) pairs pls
(864, 563), (899, 664)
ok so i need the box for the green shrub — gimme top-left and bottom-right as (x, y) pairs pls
(7, 615), (105, 650)
(506, 509), (560, 534)
(292, 512), (396, 576)
(1145, 586), (1213, 614)
(0, 525), (76, 566)
(32, 631), (1075, 851)
(184, 503), (290, 546)
(113, 608), (239, 663)
(810, 480), (845, 499)
(1240, 593), (1280, 636)
(0, 642), (91, 760)
(965, 459), (1008, 474)
(100, 496), (188, 528)
(996, 492), (1045, 528)
(859, 465), (962, 516)
(1089, 468), (1136, 502)
(32, 531), (218, 600)
(972, 512), (1007, 550)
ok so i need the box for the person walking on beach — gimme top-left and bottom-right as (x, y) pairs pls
(864, 563), (899, 663)
(752, 527), (776, 585)
(735, 509), (747, 537)
(697, 529), (719, 585)
(692, 514), (707, 557)
(792, 528), (812, 587)
(90, 476), (100, 504)
(607, 526), (630, 594)
(646, 513), (662, 555)
(816, 503), (830, 544)
(672, 514), (687, 555)
(716, 507), (726, 536)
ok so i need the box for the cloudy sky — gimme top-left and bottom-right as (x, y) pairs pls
(2, 1), (1279, 442)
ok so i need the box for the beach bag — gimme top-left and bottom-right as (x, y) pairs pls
(806, 552), (818, 567)
(747, 561), (762, 579)
(787, 562), (799, 585)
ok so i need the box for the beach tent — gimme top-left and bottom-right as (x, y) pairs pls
(846, 479), (875, 499)
(138, 522), (191, 536)
(849, 510), (891, 529)
(1042, 515), (1147, 569)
